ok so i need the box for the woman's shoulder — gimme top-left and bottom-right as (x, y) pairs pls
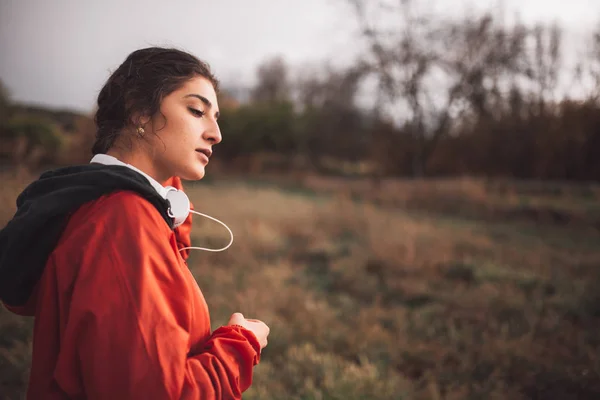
(67, 190), (172, 236)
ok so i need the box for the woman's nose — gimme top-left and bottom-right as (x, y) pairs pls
(203, 121), (222, 144)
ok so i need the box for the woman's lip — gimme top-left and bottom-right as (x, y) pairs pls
(196, 151), (209, 162)
(195, 149), (212, 158)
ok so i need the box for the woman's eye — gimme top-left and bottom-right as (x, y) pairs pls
(189, 107), (205, 117)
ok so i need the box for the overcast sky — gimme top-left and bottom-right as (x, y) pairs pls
(1, 0), (599, 114)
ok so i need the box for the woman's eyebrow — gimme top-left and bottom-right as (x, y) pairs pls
(184, 94), (212, 109)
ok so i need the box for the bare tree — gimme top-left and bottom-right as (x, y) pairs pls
(251, 56), (292, 104)
(347, 0), (531, 176)
(295, 64), (370, 163)
(529, 22), (563, 114)
(588, 23), (600, 101)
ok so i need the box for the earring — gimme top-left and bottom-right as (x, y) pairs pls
(136, 126), (145, 136)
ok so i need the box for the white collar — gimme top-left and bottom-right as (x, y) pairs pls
(90, 154), (169, 198)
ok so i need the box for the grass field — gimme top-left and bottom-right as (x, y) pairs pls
(1, 172), (600, 399)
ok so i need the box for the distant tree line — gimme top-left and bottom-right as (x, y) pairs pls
(216, 2), (600, 181)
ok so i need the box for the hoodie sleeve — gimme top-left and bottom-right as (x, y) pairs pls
(164, 176), (193, 260)
(59, 191), (260, 399)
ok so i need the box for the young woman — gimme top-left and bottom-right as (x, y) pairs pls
(0, 47), (269, 399)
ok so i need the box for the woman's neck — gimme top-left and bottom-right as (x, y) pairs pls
(106, 148), (169, 185)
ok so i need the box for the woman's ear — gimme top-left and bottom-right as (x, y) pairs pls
(130, 113), (151, 130)
(139, 115), (151, 127)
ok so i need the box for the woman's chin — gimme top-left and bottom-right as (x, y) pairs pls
(182, 166), (205, 181)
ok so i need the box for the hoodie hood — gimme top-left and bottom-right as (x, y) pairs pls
(0, 163), (174, 308)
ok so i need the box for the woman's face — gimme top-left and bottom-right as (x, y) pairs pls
(145, 75), (221, 183)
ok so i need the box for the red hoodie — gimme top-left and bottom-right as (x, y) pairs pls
(5, 176), (260, 399)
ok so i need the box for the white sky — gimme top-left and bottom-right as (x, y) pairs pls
(0, 0), (598, 114)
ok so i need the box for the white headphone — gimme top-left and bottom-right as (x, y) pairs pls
(90, 154), (233, 253)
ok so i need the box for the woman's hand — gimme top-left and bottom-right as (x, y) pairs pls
(228, 313), (270, 350)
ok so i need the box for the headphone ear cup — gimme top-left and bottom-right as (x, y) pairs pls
(164, 187), (190, 228)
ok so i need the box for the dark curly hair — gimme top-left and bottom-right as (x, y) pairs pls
(91, 47), (219, 155)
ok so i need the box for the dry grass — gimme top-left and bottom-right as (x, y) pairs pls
(300, 175), (600, 232)
(2, 173), (600, 399)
